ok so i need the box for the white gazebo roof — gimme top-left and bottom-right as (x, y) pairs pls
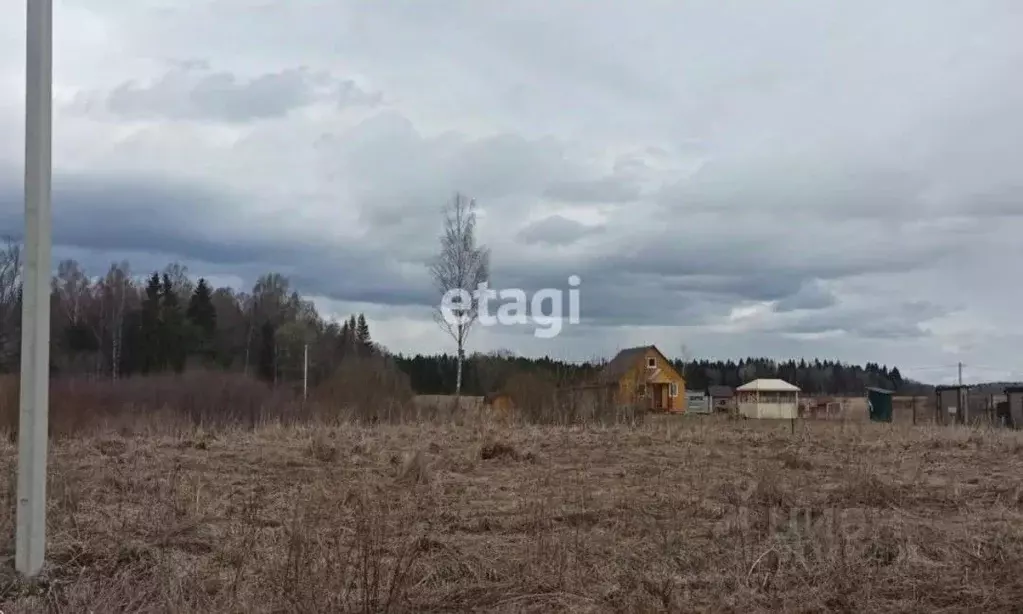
(736, 378), (801, 392)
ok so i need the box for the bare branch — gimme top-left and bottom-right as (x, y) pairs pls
(428, 192), (491, 395)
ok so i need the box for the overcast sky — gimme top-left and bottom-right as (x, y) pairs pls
(1, 1), (1022, 384)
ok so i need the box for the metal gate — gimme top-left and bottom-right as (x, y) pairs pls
(686, 392), (710, 414)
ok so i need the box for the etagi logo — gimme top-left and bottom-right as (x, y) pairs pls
(440, 275), (581, 339)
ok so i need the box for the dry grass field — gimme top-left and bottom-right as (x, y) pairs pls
(2, 415), (1023, 612)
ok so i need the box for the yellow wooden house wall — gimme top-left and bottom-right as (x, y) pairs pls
(615, 347), (687, 412)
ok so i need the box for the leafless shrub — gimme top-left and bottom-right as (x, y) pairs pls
(498, 368), (646, 426)
(502, 370), (558, 423)
(313, 353), (415, 423)
(0, 370), (300, 438)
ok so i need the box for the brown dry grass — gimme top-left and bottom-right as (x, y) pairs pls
(2, 416), (1023, 612)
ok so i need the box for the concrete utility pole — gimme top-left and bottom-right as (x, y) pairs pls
(17, 0), (54, 578)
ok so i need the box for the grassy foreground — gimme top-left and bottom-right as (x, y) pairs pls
(2, 416), (1023, 612)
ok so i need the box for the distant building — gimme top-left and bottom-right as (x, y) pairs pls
(934, 385), (970, 425)
(574, 345), (687, 413)
(707, 385), (735, 413)
(735, 378), (800, 419)
(1004, 386), (1023, 429)
(866, 387), (894, 423)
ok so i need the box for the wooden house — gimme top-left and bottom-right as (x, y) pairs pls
(593, 345), (687, 413)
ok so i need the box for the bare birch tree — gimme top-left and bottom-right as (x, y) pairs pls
(429, 192), (490, 398)
(100, 262), (133, 379)
(162, 261), (195, 304)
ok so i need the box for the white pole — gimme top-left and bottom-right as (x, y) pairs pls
(17, 0), (53, 578)
(302, 343), (308, 401)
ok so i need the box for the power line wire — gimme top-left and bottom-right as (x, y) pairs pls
(961, 364), (1023, 373)
(899, 364), (961, 372)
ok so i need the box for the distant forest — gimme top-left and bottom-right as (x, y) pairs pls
(0, 245), (928, 398)
(393, 353), (929, 397)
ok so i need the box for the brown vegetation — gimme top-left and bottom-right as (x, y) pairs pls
(0, 371), (303, 438)
(0, 367), (1020, 612)
(0, 379), (1021, 612)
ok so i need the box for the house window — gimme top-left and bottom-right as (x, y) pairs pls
(647, 357), (656, 368)
(669, 383), (679, 397)
(638, 384), (647, 397)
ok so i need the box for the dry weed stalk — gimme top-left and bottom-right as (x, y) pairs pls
(0, 391), (1021, 612)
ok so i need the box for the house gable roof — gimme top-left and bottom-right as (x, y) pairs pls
(708, 385), (734, 398)
(599, 345), (682, 383)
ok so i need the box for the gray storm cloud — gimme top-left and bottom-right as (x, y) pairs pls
(2, 0), (1023, 368)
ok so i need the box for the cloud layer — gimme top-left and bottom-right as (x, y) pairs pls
(2, 0), (1023, 384)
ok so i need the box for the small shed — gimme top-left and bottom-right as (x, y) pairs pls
(708, 385), (735, 413)
(1004, 386), (1023, 429)
(996, 400), (1011, 428)
(935, 385), (970, 425)
(866, 387), (894, 423)
(736, 379), (800, 420)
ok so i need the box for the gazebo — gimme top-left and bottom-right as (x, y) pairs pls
(736, 378), (801, 419)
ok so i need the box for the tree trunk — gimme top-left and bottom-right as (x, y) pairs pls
(455, 346), (464, 397)
(243, 317), (253, 376)
(111, 329), (120, 379)
(111, 286), (125, 380)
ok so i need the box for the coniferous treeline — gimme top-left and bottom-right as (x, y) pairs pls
(0, 241), (930, 397)
(0, 243), (377, 389)
(676, 358), (917, 395)
(394, 353), (927, 397)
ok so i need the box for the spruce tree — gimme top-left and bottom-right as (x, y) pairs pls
(187, 278), (217, 337)
(140, 272), (163, 373)
(187, 278), (217, 364)
(356, 313), (372, 354)
(339, 319), (351, 358)
(161, 273), (188, 372)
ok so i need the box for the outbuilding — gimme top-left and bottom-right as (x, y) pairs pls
(708, 385), (735, 413)
(935, 385), (970, 425)
(1004, 386), (1023, 429)
(736, 378), (801, 420)
(866, 387), (894, 423)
